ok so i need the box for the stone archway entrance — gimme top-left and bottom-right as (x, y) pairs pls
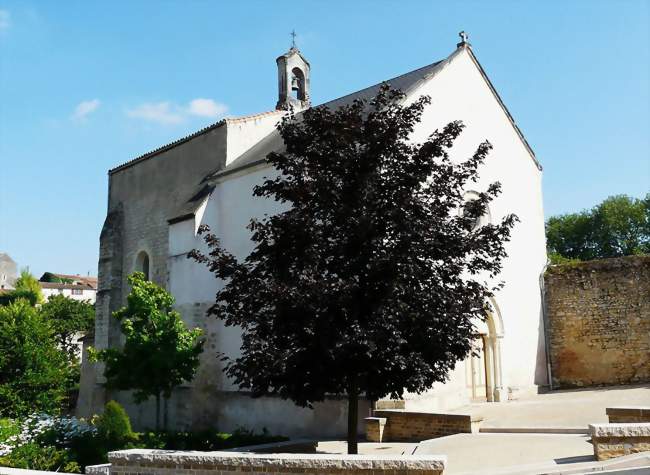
(466, 301), (505, 402)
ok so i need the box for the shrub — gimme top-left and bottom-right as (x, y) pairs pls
(0, 418), (18, 443)
(0, 414), (98, 472)
(0, 442), (80, 472)
(94, 400), (135, 449)
(135, 427), (288, 451)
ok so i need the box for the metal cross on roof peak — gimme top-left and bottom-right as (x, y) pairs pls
(290, 30), (297, 49)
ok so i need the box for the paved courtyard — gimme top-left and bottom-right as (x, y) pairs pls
(416, 433), (593, 474)
(317, 385), (650, 474)
(450, 384), (650, 428)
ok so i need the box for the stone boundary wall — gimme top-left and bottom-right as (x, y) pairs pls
(0, 468), (79, 475)
(96, 449), (446, 475)
(375, 400), (406, 410)
(607, 407), (650, 423)
(590, 423), (650, 461)
(545, 256), (650, 388)
(370, 410), (478, 442)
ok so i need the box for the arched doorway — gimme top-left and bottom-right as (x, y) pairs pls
(466, 299), (505, 402)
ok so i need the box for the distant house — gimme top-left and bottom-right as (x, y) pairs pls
(39, 273), (98, 303)
(0, 253), (18, 290)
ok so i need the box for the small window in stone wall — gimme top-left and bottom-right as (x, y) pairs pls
(136, 251), (150, 280)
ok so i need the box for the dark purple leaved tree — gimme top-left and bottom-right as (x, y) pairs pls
(190, 85), (517, 453)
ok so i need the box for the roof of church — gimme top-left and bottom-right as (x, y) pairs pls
(213, 45), (540, 180)
(167, 44), (542, 224)
(208, 57), (453, 181)
(109, 110), (286, 174)
(115, 42), (539, 183)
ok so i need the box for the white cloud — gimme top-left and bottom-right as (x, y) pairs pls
(188, 98), (228, 118)
(126, 102), (184, 125)
(0, 10), (10, 31)
(126, 98), (228, 125)
(72, 99), (101, 121)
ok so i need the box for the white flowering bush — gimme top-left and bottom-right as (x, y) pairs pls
(0, 413), (96, 457)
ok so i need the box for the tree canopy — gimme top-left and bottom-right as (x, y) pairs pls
(91, 273), (204, 430)
(546, 194), (649, 263)
(13, 270), (44, 304)
(40, 295), (95, 361)
(190, 85), (517, 453)
(0, 300), (69, 417)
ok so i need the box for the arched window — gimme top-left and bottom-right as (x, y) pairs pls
(135, 251), (150, 280)
(291, 67), (306, 101)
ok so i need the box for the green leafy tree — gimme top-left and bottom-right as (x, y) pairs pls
(91, 273), (204, 430)
(13, 269), (44, 304)
(190, 85), (517, 453)
(0, 289), (39, 307)
(0, 300), (69, 417)
(40, 295), (95, 361)
(40, 272), (74, 284)
(40, 296), (95, 411)
(546, 194), (649, 263)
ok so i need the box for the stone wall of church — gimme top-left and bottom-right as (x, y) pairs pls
(77, 124), (229, 420)
(545, 256), (650, 388)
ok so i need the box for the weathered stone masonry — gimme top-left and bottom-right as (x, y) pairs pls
(88, 449), (446, 475)
(545, 256), (650, 388)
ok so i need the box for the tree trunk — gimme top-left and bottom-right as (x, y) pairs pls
(163, 395), (169, 431)
(347, 378), (359, 455)
(155, 393), (161, 431)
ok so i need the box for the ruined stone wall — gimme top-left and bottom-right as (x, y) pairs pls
(545, 256), (650, 388)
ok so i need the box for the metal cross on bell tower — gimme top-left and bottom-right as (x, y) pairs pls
(290, 29), (297, 49)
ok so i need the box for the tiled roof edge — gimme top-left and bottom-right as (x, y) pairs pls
(109, 110), (285, 176)
(109, 120), (227, 175)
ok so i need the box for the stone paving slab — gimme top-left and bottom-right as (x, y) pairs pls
(415, 433), (594, 474)
(316, 440), (419, 455)
(450, 384), (650, 429)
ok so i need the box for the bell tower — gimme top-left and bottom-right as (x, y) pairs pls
(276, 33), (311, 111)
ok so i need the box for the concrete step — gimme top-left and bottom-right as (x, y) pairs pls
(480, 427), (589, 434)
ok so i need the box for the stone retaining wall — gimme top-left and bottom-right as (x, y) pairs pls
(607, 407), (650, 423)
(545, 256), (650, 388)
(370, 410), (478, 442)
(0, 469), (78, 474)
(95, 449), (446, 475)
(589, 423), (650, 461)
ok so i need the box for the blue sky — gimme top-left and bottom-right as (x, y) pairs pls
(0, 0), (648, 277)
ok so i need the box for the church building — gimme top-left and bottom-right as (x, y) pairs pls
(78, 34), (548, 437)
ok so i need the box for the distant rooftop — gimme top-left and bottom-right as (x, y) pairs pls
(39, 272), (98, 289)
